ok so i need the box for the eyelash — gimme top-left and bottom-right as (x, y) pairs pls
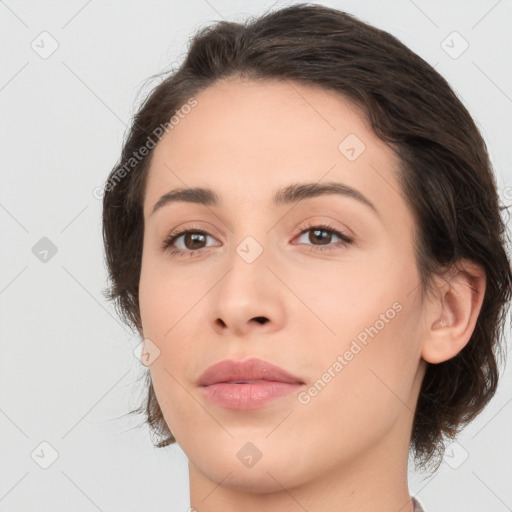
(161, 222), (354, 258)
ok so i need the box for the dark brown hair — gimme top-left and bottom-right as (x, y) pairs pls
(101, 3), (512, 473)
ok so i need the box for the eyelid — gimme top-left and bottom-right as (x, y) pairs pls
(291, 217), (353, 240)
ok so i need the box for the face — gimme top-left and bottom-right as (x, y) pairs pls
(138, 77), (427, 493)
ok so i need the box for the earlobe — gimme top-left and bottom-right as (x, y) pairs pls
(421, 260), (486, 365)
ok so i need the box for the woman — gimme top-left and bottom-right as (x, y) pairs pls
(101, 4), (512, 511)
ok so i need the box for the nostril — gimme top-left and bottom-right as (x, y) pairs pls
(253, 316), (268, 325)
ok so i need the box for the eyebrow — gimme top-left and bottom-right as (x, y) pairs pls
(150, 181), (380, 218)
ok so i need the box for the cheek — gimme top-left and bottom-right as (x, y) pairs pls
(138, 251), (208, 338)
(139, 270), (205, 446)
(139, 270), (201, 379)
(295, 255), (420, 414)
(293, 303), (419, 458)
(284, 255), (407, 349)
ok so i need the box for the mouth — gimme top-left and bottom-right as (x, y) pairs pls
(198, 357), (305, 410)
(229, 380), (272, 384)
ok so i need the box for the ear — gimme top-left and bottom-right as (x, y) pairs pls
(421, 259), (486, 364)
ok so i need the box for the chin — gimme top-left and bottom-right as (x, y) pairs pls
(200, 460), (303, 494)
(184, 436), (308, 490)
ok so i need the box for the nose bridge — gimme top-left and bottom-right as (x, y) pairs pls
(221, 229), (271, 304)
(225, 203), (271, 274)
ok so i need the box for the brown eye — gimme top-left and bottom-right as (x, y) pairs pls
(162, 222), (353, 258)
(307, 228), (333, 245)
(162, 228), (219, 256)
(182, 232), (207, 250)
(295, 225), (353, 250)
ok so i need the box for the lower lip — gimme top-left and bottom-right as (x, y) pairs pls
(200, 381), (303, 410)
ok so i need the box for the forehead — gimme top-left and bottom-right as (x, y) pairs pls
(143, 77), (407, 224)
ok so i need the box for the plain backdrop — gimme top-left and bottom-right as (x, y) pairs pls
(1, 1), (511, 511)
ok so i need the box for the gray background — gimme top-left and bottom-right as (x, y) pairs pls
(1, 0), (511, 511)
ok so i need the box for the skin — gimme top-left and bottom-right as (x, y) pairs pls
(138, 77), (486, 512)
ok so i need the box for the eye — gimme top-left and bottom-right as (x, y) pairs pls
(292, 222), (353, 252)
(161, 221), (354, 258)
(161, 224), (219, 257)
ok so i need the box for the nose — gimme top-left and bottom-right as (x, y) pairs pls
(209, 244), (287, 338)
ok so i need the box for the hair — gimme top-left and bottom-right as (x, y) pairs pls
(101, 3), (512, 473)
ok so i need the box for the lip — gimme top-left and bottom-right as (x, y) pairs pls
(198, 357), (304, 410)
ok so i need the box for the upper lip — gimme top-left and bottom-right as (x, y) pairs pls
(198, 357), (304, 386)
